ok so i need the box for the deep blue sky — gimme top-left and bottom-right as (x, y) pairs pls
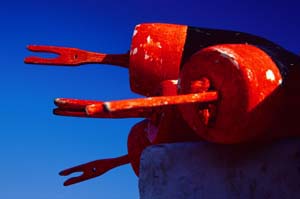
(0, 1), (299, 199)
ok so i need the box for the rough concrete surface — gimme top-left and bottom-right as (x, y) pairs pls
(139, 139), (300, 199)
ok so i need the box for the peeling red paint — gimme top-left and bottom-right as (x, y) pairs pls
(24, 23), (300, 187)
(179, 44), (282, 143)
(129, 23), (187, 96)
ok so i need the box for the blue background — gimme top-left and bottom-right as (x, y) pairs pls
(0, 0), (299, 199)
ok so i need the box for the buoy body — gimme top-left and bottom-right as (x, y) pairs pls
(24, 23), (300, 185)
(179, 44), (283, 143)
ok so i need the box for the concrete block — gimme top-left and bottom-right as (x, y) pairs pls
(139, 140), (300, 199)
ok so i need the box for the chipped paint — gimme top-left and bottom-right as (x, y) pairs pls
(170, 80), (178, 85)
(25, 25), (299, 190)
(214, 48), (239, 69)
(55, 98), (62, 103)
(147, 35), (152, 43)
(215, 48), (236, 59)
(246, 68), (254, 80)
(133, 29), (138, 37)
(145, 54), (150, 60)
(266, 69), (275, 81)
(157, 42), (162, 48)
(226, 56), (239, 70)
(132, 48), (138, 55)
(103, 102), (111, 112)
